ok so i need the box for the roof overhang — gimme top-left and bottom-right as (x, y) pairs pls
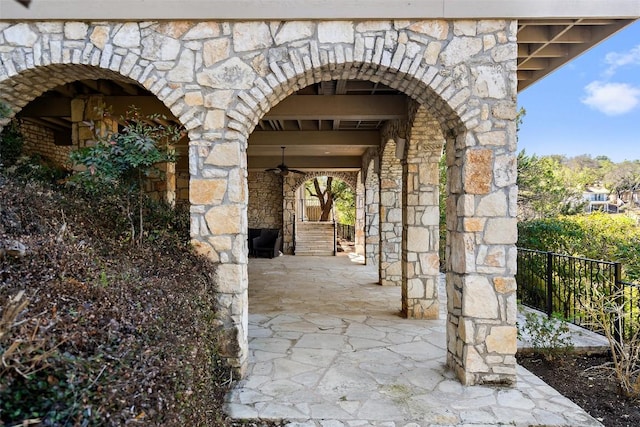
(0, 0), (638, 20)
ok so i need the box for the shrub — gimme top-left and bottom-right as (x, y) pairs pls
(0, 119), (25, 168)
(518, 310), (574, 361)
(580, 287), (640, 398)
(69, 108), (182, 245)
(518, 213), (640, 281)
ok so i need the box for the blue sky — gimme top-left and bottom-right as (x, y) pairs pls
(517, 20), (640, 163)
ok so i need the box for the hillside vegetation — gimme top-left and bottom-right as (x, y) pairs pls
(0, 171), (242, 426)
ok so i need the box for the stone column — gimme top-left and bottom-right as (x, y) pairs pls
(355, 170), (366, 256)
(144, 159), (176, 204)
(70, 95), (117, 148)
(165, 160), (176, 205)
(444, 19), (519, 386)
(282, 175), (297, 254)
(379, 139), (403, 286)
(189, 136), (249, 376)
(364, 159), (380, 267)
(402, 107), (443, 319)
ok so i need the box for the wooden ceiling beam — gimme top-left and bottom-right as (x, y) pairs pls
(248, 155), (362, 170)
(22, 117), (69, 133)
(518, 24), (591, 44)
(17, 96), (171, 118)
(248, 130), (380, 147)
(517, 57), (550, 70)
(264, 95), (407, 121)
(519, 43), (569, 58)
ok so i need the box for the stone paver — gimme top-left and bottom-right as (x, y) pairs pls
(226, 254), (603, 426)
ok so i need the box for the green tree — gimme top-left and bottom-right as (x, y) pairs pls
(516, 151), (584, 220)
(305, 176), (354, 222)
(603, 160), (640, 201)
(69, 108), (181, 244)
(333, 179), (356, 225)
(563, 154), (614, 187)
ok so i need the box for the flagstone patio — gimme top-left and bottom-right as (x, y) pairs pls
(225, 254), (605, 426)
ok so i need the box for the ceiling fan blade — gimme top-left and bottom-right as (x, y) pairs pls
(265, 148), (302, 175)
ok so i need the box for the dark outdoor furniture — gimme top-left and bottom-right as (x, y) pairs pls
(250, 228), (282, 258)
(248, 228), (262, 256)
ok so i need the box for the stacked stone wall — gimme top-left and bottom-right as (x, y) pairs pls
(20, 121), (72, 168)
(379, 119), (407, 286)
(364, 159), (379, 267)
(402, 105), (444, 319)
(176, 170), (190, 203)
(248, 171), (283, 229)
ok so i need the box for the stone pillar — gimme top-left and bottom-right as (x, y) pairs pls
(165, 160), (176, 205)
(355, 170), (365, 256)
(248, 171), (283, 229)
(70, 95), (116, 148)
(402, 107), (442, 319)
(445, 19), (519, 386)
(282, 174), (297, 254)
(144, 159), (176, 204)
(364, 159), (379, 267)
(379, 139), (403, 286)
(189, 136), (249, 376)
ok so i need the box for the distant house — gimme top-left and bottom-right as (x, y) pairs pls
(583, 185), (620, 213)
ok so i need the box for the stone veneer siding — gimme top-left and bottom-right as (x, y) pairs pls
(364, 158), (380, 267)
(354, 170), (366, 256)
(248, 171), (283, 229)
(402, 104), (444, 320)
(0, 19), (519, 386)
(379, 119), (407, 286)
(19, 120), (72, 168)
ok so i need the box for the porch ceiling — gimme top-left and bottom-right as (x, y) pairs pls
(13, 18), (637, 172)
(517, 18), (636, 91)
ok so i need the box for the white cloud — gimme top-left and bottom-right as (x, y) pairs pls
(603, 44), (640, 77)
(581, 81), (640, 116)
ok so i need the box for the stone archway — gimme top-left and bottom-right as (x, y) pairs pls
(281, 170), (358, 254)
(0, 19), (519, 386)
(218, 20), (518, 385)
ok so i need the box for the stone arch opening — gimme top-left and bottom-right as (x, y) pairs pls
(282, 171), (358, 253)
(229, 20), (518, 385)
(292, 173), (356, 222)
(1, 67), (190, 205)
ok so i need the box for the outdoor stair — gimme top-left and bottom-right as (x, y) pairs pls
(295, 221), (335, 256)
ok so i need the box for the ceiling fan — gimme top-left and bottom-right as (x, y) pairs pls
(265, 146), (305, 176)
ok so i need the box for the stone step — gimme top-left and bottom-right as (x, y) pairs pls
(296, 237), (334, 242)
(294, 251), (335, 256)
(295, 222), (335, 255)
(296, 245), (334, 251)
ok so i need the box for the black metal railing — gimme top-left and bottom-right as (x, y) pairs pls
(336, 223), (355, 242)
(517, 248), (640, 340)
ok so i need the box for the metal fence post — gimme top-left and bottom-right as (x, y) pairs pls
(614, 262), (622, 344)
(546, 251), (553, 318)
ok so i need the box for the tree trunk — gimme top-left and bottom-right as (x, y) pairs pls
(308, 177), (334, 221)
(320, 190), (333, 221)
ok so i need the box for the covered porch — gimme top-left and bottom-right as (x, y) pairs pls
(226, 254), (603, 426)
